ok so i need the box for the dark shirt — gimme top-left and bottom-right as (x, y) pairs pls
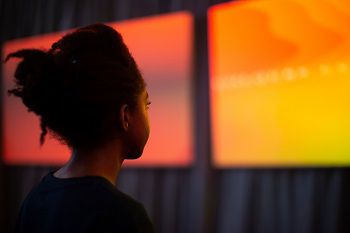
(14, 171), (154, 233)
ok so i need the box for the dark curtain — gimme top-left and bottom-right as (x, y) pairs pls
(0, 0), (349, 233)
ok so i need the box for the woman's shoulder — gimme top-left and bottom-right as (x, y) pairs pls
(16, 172), (155, 232)
(40, 171), (147, 216)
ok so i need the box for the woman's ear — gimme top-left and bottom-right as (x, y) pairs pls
(120, 104), (130, 131)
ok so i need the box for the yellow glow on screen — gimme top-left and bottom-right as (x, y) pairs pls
(208, 0), (350, 166)
(2, 12), (193, 167)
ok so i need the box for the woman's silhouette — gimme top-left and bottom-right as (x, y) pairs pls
(7, 23), (154, 232)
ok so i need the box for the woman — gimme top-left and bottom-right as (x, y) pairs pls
(7, 23), (154, 232)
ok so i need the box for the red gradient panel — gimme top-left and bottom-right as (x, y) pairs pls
(2, 12), (193, 166)
(209, 1), (350, 167)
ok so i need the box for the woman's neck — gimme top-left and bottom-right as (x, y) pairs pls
(53, 139), (124, 185)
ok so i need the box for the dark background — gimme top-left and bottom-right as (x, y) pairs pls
(0, 0), (349, 233)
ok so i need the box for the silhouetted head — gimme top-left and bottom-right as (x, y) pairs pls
(6, 23), (150, 159)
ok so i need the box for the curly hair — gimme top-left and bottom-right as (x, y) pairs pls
(6, 23), (146, 149)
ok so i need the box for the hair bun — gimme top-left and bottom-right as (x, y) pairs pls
(6, 49), (57, 115)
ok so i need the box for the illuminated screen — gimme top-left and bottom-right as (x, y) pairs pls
(2, 12), (193, 167)
(208, 1), (350, 167)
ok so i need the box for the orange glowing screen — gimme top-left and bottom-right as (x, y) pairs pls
(209, 1), (350, 167)
(2, 12), (193, 166)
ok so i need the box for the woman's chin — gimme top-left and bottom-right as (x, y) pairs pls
(124, 150), (143, 160)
